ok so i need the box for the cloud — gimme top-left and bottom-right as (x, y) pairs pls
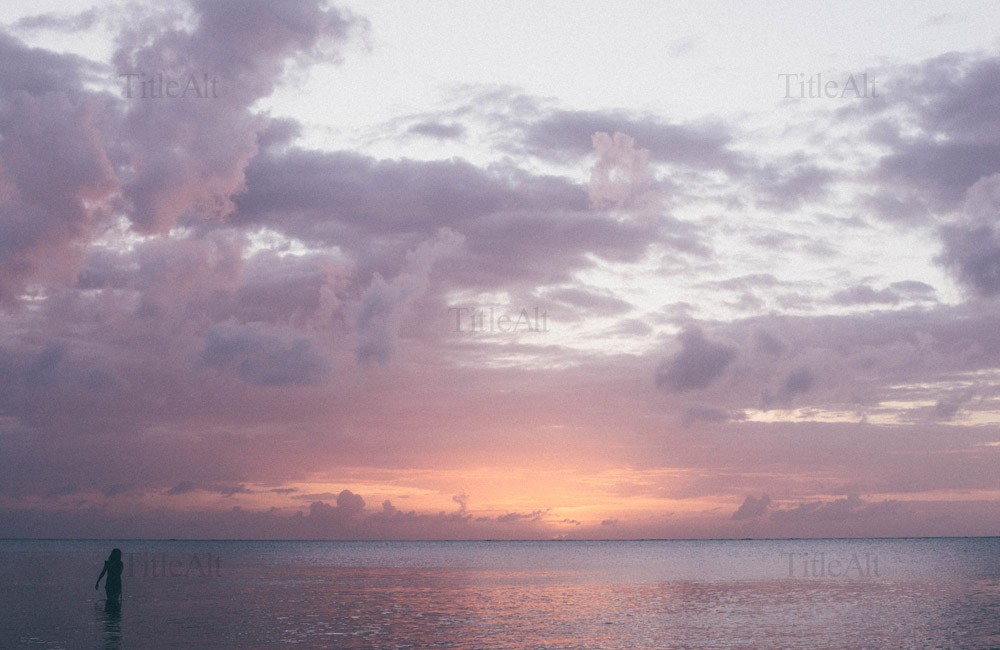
(307, 491), (366, 522)
(456, 209), (661, 289)
(588, 132), (654, 211)
(166, 481), (198, 496)
(201, 322), (331, 385)
(754, 330), (787, 357)
(490, 510), (545, 523)
(932, 396), (964, 420)
(890, 280), (936, 298)
(0, 38), (116, 301)
(0, 0), (366, 301)
(407, 121), (466, 140)
(731, 493), (771, 520)
(874, 54), (1000, 209)
(113, 0), (365, 233)
(12, 8), (101, 32)
(938, 173), (1000, 297)
(228, 251), (343, 328)
(776, 367), (814, 402)
(233, 148), (588, 235)
(1, 8), (999, 542)
(752, 164), (834, 211)
(770, 494), (903, 524)
(863, 191), (930, 223)
(543, 287), (632, 316)
(101, 484), (130, 497)
(939, 225), (1000, 296)
(0, 32), (95, 98)
(656, 327), (737, 391)
(832, 285), (900, 305)
(523, 110), (742, 172)
(336, 488), (365, 514)
(351, 229), (463, 364)
(217, 484), (252, 497)
(45, 483), (81, 499)
(682, 404), (746, 427)
(229, 139), (669, 295)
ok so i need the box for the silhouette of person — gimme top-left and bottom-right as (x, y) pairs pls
(95, 548), (124, 611)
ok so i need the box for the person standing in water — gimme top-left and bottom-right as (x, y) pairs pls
(95, 548), (124, 610)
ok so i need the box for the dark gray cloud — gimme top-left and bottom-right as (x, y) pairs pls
(781, 367), (814, 398)
(200, 322), (331, 386)
(166, 481), (198, 496)
(881, 142), (1000, 208)
(939, 223), (1000, 297)
(101, 483), (130, 497)
(937, 173), (1000, 297)
(832, 285), (900, 305)
(890, 280), (936, 297)
(407, 121), (466, 140)
(714, 274), (782, 292)
(306, 493), (365, 525)
(233, 148), (589, 235)
(753, 164), (834, 211)
(872, 54), (1000, 209)
(763, 366), (815, 407)
(456, 210), (660, 289)
(257, 116), (302, 151)
(656, 327), (737, 391)
(604, 318), (654, 338)
(543, 287), (632, 316)
(646, 302), (1000, 425)
(863, 191), (931, 223)
(350, 228), (463, 364)
(770, 494), (903, 523)
(217, 484), (252, 497)
(228, 252), (339, 327)
(0, 32), (95, 98)
(731, 493), (770, 520)
(754, 330), (787, 357)
(682, 404), (746, 427)
(45, 483), (81, 499)
(523, 110), (744, 172)
(488, 510), (545, 524)
(932, 394), (965, 420)
(12, 8), (101, 32)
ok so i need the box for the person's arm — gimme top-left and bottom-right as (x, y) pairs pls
(95, 562), (107, 590)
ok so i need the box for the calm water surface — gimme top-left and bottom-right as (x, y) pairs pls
(1, 538), (997, 649)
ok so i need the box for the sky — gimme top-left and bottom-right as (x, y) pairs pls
(0, 0), (999, 540)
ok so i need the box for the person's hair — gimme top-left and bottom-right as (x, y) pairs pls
(109, 548), (122, 562)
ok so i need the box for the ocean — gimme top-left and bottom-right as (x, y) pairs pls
(1, 538), (997, 649)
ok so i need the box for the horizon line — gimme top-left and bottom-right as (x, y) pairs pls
(3, 535), (998, 542)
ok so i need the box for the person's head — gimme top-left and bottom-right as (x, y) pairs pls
(109, 548), (121, 562)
